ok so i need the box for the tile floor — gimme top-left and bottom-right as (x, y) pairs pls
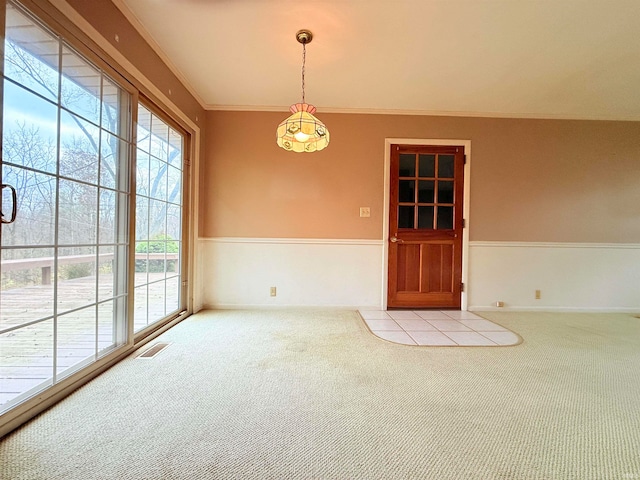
(358, 310), (520, 346)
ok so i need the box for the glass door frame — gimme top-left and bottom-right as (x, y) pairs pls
(132, 96), (190, 341)
(0, 0), (196, 436)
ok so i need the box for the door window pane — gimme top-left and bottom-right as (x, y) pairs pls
(399, 154), (415, 177)
(398, 180), (415, 203)
(418, 180), (435, 203)
(101, 77), (124, 135)
(1, 166), (56, 247)
(437, 181), (454, 204)
(398, 206), (414, 229)
(418, 206), (434, 229)
(1, 247), (54, 329)
(57, 247), (96, 314)
(4, 5), (59, 102)
(0, 320), (54, 407)
(61, 46), (101, 125)
(59, 110), (100, 185)
(418, 154), (435, 177)
(2, 81), (58, 173)
(56, 306), (97, 377)
(438, 154), (455, 178)
(57, 179), (98, 245)
(437, 206), (454, 229)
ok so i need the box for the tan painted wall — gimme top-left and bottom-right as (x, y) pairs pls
(203, 111), (640, 243)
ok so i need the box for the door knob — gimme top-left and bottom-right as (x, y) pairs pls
(390, 236), (400, 243)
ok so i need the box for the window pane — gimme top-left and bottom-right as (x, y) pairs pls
(100, 132), (123, 189)
(137, 105), (152, 153)
(1, 166), (56, 247)
(398, 180), (415, 203)
(418, 206), (434, 229)
(399, 154), (415, 177)
(150, 116), (169, 161)
(1, 247), (54, 328)
(59, 110), (100, 185)
(166, 205), (182, 240)
(98, 189), (115, 244)
(418, 180), (435, 203)
(437, 206), (454, 229)
(4, 4), (59, 102)
(148, 280), (166, 320)
(437, 181), (454, 204)
(438, 154), (455, 178)
(166, 240), (180, 279)
(135, 196), (149, 241)
(168, 129), (182, 167)
(58, 179), (97, 245)
(135, 242), (149, 287)
(61, 46), (101, 125)
(149, 157), (167, 201)
(166, 276), (180, 315)
(167, 165), (182, 205)
(149, 199), (166, 239)
(3, 81), (58, 173)
(98, 246), (114, 301)
(0, 320), (54, 407)
(101, 76), (125, 135)
(56, 306), (96, 376)
(398, 206), (414, 229)
(57, 247), (96, 314)
(97, 300), (117, 353)
(136, 150), (150, 197)
(418, 154), (435, 177)
(134, 285), (148, 332)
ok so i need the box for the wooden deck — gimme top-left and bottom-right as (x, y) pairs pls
(0, 273), (179, 408)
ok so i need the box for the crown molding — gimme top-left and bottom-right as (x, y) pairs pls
(110, 0), (206, 109)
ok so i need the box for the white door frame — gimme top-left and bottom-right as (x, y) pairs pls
(382, 138), (472, 310)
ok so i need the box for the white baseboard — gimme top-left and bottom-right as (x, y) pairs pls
(471, 306), (640, 313)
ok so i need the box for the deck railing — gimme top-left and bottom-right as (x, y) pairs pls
(2, 253), (179, 285)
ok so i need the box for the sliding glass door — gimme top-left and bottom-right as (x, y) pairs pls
(133, 105), (184, 333)
(0, 1), (131, 412)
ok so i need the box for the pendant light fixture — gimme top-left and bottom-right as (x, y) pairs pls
(276, 30), (330, 153)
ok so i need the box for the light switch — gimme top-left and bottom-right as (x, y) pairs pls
(359, 207), (371, 218)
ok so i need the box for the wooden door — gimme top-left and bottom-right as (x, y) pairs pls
(387, 145), (464, 308)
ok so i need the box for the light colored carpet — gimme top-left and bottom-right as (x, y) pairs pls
(1, 309), (640, 479)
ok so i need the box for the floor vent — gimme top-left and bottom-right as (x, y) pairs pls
(137, 342), (170, 359)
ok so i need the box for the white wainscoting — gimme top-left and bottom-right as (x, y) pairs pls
(198, 238), (385, 309)
(197, 238), (640, 312)
(468, 242), (640, 312)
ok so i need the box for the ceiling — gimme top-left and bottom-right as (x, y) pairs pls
(115, 0), (640, 121)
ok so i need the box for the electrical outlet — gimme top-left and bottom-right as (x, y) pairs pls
(359, 207), (371, 218)
(535, 289), (541, 300)
(270, 287), (277, 297)
(496, 301), (504, 307)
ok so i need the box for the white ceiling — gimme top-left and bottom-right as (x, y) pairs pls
(115, 0), (640, 121)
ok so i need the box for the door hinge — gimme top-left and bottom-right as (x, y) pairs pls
(182, 280), (188, 287)
(460, 282), (464, 292)
(464, 154), (467, 164)
(462, 219), (466, 228)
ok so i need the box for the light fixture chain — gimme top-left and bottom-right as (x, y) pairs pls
(301, 42), (306, 104)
